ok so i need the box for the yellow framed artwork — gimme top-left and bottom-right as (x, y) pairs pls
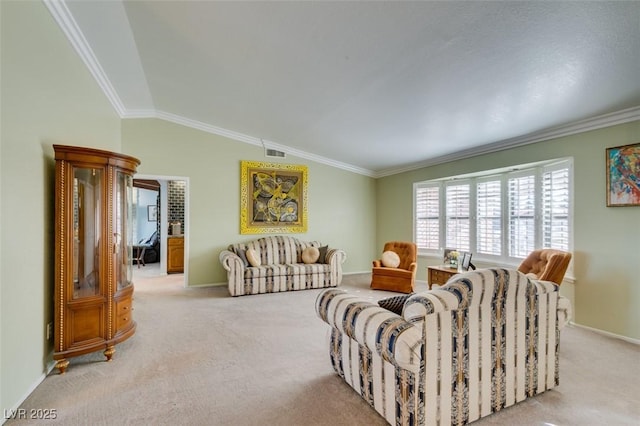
(240, 161), (308, 234)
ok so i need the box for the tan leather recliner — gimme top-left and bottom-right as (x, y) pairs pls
(370, 241), (417, 293)
(517, 249), (572, 285)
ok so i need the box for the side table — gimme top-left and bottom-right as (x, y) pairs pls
(427, 265), (461, 290)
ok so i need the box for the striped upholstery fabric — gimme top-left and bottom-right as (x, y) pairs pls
(315, 268), (571, 425)
(220, 235), (346, 296)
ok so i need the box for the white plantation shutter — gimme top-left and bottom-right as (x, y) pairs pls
(476, 179), (502, 255)
(508, 174), (536, 258)
(542, 166), (570, 250)
(415, 185), (440, 250)
(445, 183), (470, 251)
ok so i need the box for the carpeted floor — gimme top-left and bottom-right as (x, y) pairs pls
(7, 270), (640, 425)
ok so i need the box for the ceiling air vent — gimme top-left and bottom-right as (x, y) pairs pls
(265, 148), (286, 158)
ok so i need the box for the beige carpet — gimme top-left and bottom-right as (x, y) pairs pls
(8, 271), (640, 425)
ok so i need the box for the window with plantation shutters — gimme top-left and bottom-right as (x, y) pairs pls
(445, 183), (470, 252)
(476, 179), (502, 255)
(542, 165), (570, 250)
(415, 185), (440, 250)
(413, 158), (572, 264)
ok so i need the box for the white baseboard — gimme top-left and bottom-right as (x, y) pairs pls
(343, 271), (370, 276)
(569, 322), (640, 345)
(186, 281), (226, 288)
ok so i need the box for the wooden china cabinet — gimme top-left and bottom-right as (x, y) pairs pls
(53, 145), (140, 374)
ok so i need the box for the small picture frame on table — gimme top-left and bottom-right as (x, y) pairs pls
(443, 248), (458, 268)
(461, 252), (473, 271)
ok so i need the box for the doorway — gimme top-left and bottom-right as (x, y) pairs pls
(132, 174), (189, 286)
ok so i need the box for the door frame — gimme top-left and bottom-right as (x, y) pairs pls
(134, 173), (190, 287)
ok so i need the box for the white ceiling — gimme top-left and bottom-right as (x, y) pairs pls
(50, 1), (640, 177)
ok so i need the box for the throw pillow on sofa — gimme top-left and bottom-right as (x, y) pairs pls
(246, 248), (261, 267)
(378, 294), (412, 315)
(317, 245), (328, 263)
(302, 246), (320, 264)
(235, 248), (249, 267)
(381, 250), (401, 268)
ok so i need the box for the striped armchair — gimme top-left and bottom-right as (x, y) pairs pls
(220, 235), (346, 296)
(315, 268), (571, 425)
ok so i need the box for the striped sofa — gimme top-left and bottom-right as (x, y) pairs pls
(220, 235), (346, 296)
(315, 268), (572, 425)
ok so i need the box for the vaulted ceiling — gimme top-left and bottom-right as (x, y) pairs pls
(49, 1), (640, 177)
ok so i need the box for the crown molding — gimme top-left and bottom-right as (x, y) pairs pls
(44, 0), (126, 116)
(121, 109), (157, 119)
(149, 111), (377, 177)
(374, 106), (640, 178)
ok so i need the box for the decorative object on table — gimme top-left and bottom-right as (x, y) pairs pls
(147, 205), (157, 221)
(606, 142), (640, 207)
(171, 221), (181, 236)
(370, 241), (417, 294)
(240, 161), (308, 234)
(443, 248), (459, 268)
(460, 251), (475, 271)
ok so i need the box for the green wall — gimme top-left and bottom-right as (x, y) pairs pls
(377, 121), (640, 340)
(0, 1), (122, 416)
(121, 118), (377, 285)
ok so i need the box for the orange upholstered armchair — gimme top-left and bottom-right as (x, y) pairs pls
(518, 249), (572, 285)
(370, 241), (417, 293)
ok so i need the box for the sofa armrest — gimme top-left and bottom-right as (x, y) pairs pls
(402, 289), (461, 322)
(325, 248), (346, 266)
(316, 289), (422, 371)
(219, 250), (245, 272)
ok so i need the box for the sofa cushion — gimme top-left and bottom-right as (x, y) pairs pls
(235, 248), (249, 267)
(381, 250), (401, 268)
(317, 245), (328, 263)
(244, 263), (330, 279)
(302, 246), (320, 264)
(246, 248), (261, 267)
(378, 294), (412, 315)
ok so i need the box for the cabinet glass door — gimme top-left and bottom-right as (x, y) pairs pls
(115, 171), (134, 291)
(72, 167), (102, 299)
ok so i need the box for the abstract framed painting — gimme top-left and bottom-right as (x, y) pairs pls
(240, 161), (308, 234)
(606, 142), (640, 207)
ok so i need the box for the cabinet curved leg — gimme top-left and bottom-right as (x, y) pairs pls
(56, 359), (69, 375)
(104, 346), (116, 362)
